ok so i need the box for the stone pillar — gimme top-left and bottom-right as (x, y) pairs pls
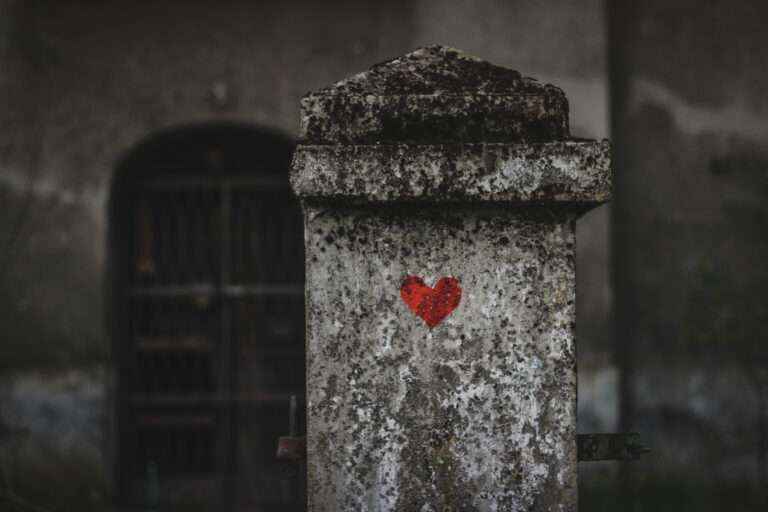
(290, 46), (611, 512)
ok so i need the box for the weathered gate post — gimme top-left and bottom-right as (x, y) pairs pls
(290, 46), (611, 511)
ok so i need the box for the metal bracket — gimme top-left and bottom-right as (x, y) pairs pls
(276, 435), (306, 462)
(276, 395), (306, 462)
(577, 432), (650, 462)
(276, 429), (649, 463)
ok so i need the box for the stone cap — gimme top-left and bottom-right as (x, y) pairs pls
(291, 140), (611, 205)
(300, 46), (569, 144)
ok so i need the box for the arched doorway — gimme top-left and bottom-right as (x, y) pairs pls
(109, 124), (305, 510)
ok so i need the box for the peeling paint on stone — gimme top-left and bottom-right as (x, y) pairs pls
(291, 46), (611, 511)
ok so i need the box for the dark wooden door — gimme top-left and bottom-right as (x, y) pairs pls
(110, 125), (305, 511)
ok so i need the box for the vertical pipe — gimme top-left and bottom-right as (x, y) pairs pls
(608, 0), (638, 501)
(146, 460), (159, 512)
(220, 177), (236, 511)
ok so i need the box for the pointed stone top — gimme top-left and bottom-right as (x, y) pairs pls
(314, 45), (553, 97)
(300, 46), (569, 144)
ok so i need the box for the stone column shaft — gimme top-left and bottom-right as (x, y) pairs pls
(290, 46), (611, 512)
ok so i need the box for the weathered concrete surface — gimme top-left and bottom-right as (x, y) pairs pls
(292, 46), (610, 511)
(292, 141), (611, 205)
(300, 46), (569, 144)
(304, 207), (578, 511)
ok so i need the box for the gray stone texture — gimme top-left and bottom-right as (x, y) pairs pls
(292, 46), (611, 511)
(291, 141), (610, 205)
(304, 206), (578, 511)
(300, 46), (568, 145)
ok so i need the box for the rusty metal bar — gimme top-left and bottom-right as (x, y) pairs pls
(273, 432), (650, 464)
(270, 434), (652, 466)
(138, 175), (287, 189)
(130, 283), (304, 298)
(577, 432), (649, 462)
(220, 177), (237, 511)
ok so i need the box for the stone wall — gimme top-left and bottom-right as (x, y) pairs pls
(608, 0), (768, 502)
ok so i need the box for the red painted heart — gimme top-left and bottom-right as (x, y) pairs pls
(400, 276), (462, 328)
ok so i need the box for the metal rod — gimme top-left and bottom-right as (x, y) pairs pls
(145, 461), (159, 512)
(289, 394), (298, 437)
(577, 433), (650, 462)
(220, 176), (237, 512)
(129, 283), (304, 298)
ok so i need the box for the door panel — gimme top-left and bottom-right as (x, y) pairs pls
(112, 125), (303, 511)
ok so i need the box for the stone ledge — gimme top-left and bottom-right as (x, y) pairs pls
(290, 140), (611, 205)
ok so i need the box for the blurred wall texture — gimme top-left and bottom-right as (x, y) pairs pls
(607, 2), (768, 509)
(2, 0), (766, 511)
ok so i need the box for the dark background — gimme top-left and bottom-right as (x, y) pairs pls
(0, 0), (766, 510)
